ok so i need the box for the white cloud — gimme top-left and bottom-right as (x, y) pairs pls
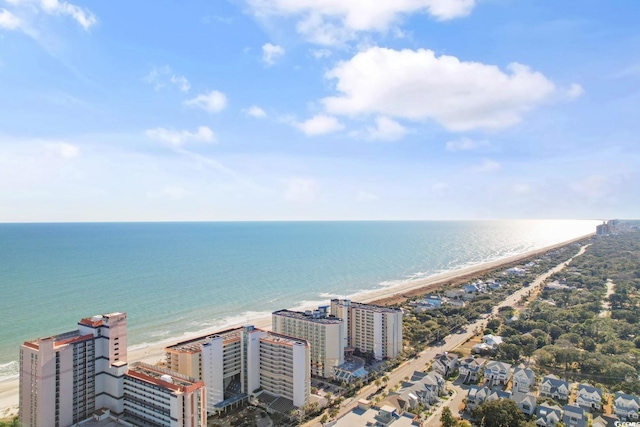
(262, 43), (285, 65)
(184, 90), (227, 113)
(310, 48), (332, 59)
(145, 126), (216, 147)
(41, 0), (97, 30)
(293, 114), (344, 136)
(566, 83), (584, 99)
(322, 47), (564, 131)
(445, 137), (488, 152)
(144, 66), (191, 93)
(244, 105), (267, 118)
(0, 8), (22, 30)
(45, 142), (79, 158)
(473, 158), (501, 173)
(365, 116), (407, 141)
(356, 191), (378, 202)
(284, 177), (317, 202)
(249, 0), (476, 45)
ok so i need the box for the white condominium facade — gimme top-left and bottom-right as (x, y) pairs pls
(19, 313), (128, 427)
(330, 299), (403, 360)
(272, 309), (344, 378)
(166, 325), (310, 411)
(123, 362), (206, 427)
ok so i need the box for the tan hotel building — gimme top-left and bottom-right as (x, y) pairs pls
(166, 325), (310, 411)
(272, 308), (344, 378)
(330, 299), (403, 360)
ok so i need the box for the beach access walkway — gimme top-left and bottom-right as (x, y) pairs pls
(304, 244), (590, 427)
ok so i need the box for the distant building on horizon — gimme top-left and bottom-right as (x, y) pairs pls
(330, 299), (403, 360)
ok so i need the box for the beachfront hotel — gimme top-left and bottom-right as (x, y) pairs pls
(165, 325), (310, 412)
(19, 312), (207, 427)
(19, 312), (128, 427)
(123, 362), (206, 427)
(330, 299), (403, 360)
(272, 307), (344, 378)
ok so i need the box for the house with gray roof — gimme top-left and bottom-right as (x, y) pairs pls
(459, 356), (486, 383)
(466, 386), (510, 411)
(592, 414), (619, 427)
(431, 352), (458, 377)
(563, 404), (588, 427)
(614, 391), (640, 421)
(535, 403), (563, 427)
(539, 375), (570, 401)
(484, 360), (511, 386)
(387, 371), (445, 411)
(512, 365), (536, 393)
(576, 384), (603, 411)
(512, 391), (537, 416)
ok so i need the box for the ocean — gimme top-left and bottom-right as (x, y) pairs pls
(0, 220), (598, 380)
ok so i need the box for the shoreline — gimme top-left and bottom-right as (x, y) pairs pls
(0, 232), (593, 417)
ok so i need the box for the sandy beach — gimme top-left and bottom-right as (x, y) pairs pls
(0, 232), (592, 418)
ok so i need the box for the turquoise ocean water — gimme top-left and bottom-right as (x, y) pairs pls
(0, 220), (598, 380)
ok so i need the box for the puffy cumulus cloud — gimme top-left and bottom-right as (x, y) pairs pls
(243, 105), (267, 118)
(364, 116), (407, 141)
(445, 137), (488, 152)
(249, 0), (476, 45)
(283, 177), (317, 202)
(322, 47), (564, 132)
(45, 142), (79, 158)
(41, 0), (97, 30)
(184, 90), (227, 113)
(0, 8), (21, 30)
(262, 43), (285, 65)
(473, 158), (501, 173)
(292, 114), (344, 136)
(145, 126), (216, 147)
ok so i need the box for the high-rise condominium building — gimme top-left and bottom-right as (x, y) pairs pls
(165, 325), (310, 412)
(330, 299), (403, 360)
(272, 308), (344, 378)
(19, 313), (128, 427)
(123, 362), (206, 427)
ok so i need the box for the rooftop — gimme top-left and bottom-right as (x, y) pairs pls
(165, 326), (243, 353)
(272, 309), (343, 324)
(332, 299), (403, 314)
(126, 362), (204, 393)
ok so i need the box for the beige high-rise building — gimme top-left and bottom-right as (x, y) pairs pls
(166, 325), (310, 412)
(19, 313), (128, 427)
(330, 299), (403, 360)
(124, 362), (206, 427)
(272, 308), (344, 378)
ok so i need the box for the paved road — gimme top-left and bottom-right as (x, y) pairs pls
(599, 279), (615, 318)
(303, 244), (589, 427)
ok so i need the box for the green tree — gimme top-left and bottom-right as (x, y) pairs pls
(471, 399), (526, 427)
(440, 406), (459, 427)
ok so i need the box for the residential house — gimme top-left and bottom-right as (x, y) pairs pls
(535, 404), (563, 427)
(512, 366), (536, 393)
(431, 352), (458, 378)
(512, 391), (537, 416)
(592, 414), (619, 427)
(576, 384), (603, 411)
(445, 289), (465, 299)
(483, 361), (512, 386)
(563, 404), (588, 427)
(459, 357), (486, 383)
(614, 392), (640, 421)
(539, 375), (570, 401)
(464, 283), (481, 294)
(424, 295), (442, 307)
(483, 334), (503, 348)
(386, 371), (445, 411)
(488, 281), (502, 290)
(330, 400), (421, 427)
(506, 267), (526, 276)
(466, 386), (510, 411)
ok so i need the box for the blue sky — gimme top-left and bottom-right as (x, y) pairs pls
(0, 0), (638, 221)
